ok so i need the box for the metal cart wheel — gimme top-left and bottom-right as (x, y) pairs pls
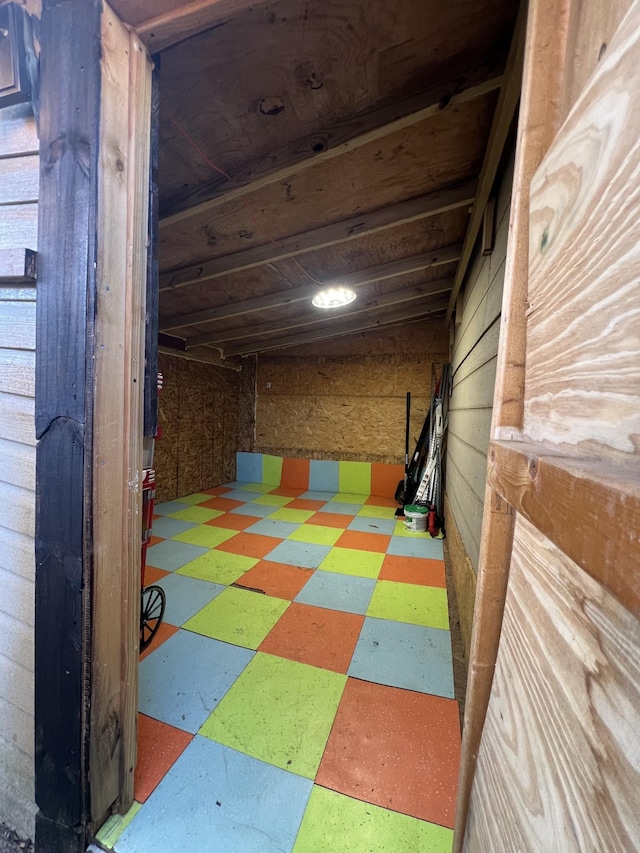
(140, 585), (166, 653)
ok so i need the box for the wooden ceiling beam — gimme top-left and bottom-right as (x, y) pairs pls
(446, 6), (526, 324)
(159, 73), (502, 227)
(159, 244), (462, 331)
(220, 297), (449, 358)
(159, 181), (475, 291)
(158, 342), (242, 371)
(187, 277), (453, 347)
(133, 1), (257, 53)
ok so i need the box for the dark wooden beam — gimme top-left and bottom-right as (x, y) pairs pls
(160, 245), (462, 330)
(188, 277), (452, 347)
(446, 6), (525, 324)
(159, 183), (474, 291)
(159, 74), (502, 227)
(0, 247), (36, 282)
(221, 297), (449, 357)
(133, 0), (257, 53)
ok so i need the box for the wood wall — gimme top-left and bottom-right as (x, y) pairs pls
(255, 319), (448, 464)
(444, 150), (513, 661)
(155, 353), (251, 502)
(0, 103), (38, 840)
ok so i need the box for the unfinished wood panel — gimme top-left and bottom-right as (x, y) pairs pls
(155, 353), (242, 502)
(0, 349), (35, 396)
(0, 103), (37, 155)
(0, 480), (34, 538)
(466, 514), (640, 852)
(0, 154), (39, 204)
(0, 389), (35, 447)
(0, 564), (33, 627)
(0, 299), (35, 349)
(0, 525), (34, 581)
(237, 355), (256, 453)
(0, 204), (38, 250)
(444, 496), (477, 664)
(525, 5), (640, 460)
(0, 437), (35, 491)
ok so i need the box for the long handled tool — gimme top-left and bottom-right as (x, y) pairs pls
(394, 392), (411, 513)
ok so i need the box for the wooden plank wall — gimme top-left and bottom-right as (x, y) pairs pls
(444, 150), (513, 660)
(154, 353), (247, 502)
(0, 103), (38, 840)
(255, 319), (448, 464)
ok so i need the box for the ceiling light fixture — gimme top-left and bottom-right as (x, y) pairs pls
(311, 286), (357, 309)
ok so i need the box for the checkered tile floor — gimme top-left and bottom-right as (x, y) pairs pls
(97, 483), (460, 853)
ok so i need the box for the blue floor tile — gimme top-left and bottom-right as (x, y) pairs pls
(294, 570), (376, 615)
(146, 540), (209, 572)
(116, 736), (312, 853)
(317, 502), (361, 516)
(387, 536), (444, 559)
(151, 516), (199, 539)
(347, 515), (396, 536)
(230, 503), (277, 518)
(348, 616), (454, 698)
(244, 518), (301, 539)
(309, 459), (339, 492)
(264, 540), (331, 569)
(222, 488), (269, 502)
(156, 574), (225, 626)
(221, 481), (247, 489)
(139, 631), (254, 733)
(154, 499), (191, 517)
(236, 451), (263, 483)
(299, 490), (335, 502)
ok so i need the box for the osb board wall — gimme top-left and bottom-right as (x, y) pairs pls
(255, 319), (448, 463)
(155, 353), (248, 502)
(237, 354), (256, 453)
(443, 496), (476, 665)
(465, 515), (640, 852)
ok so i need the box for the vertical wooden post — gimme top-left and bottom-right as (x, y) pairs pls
(35, 0), (152, 848)
(452, 1), (572, 849)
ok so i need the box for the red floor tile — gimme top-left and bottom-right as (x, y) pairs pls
(139, 621), (179, 662)
(143, 565), (170, 585)
(259, 603), (364, 673)
(336, 530), (391, 553)
(204, 485), (232, 495)
(149, 535), (164, 547)
(285, 498), (326, 511)
(199, 496), (244, 511)
(379, 554), (446, 588)
(365, 494), (399, 508)
(317, 678), (461, 828)
(307, 512), (353, 529)
(134, 713), (193, 802)
(270, 486), (305, 498)
(233, 560), (313, 600)
(205, 513), (257, 531)
(215, 532), (283, 559)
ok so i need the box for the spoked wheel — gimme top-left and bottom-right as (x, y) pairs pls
(140, 585), (166, 653)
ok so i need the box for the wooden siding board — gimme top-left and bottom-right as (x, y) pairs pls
(0, 698), (34, 759)
(0, 391), (35, 446)
(449, 357), (498, 411)
(0, 154), (39, 204)
(0, 565), (34, 627)
(0, 300), (36, 350)
(0, 525), (34, 581)
(0, 203), (38, 251)
(0, 438), (35, 490)
(0, 731), (37, 841)
(0, 348), (35, 396)
(445, 456), (483, 569)
(0, 609), (33, 672)
(0, 103), (38, 158)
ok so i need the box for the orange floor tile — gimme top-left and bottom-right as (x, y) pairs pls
(379, 554), (446, 588)
(204, 512), (257, 531)
(336, 529), (391, 553)
(270, 486), (306, 498)
(203, 485), (232, 495)
(280, 457), (310, 490)
(134, 713), (193, 802)
(199, 496), (244, 511)
(215, 532), (283, 559)
(285, 498), (326, 511)
(143, 565), (170, 585)
(307, 512), (354, 529)
(316, 678), (461, 828)
(259, 602), (364, 673)
(365, 494), (400, 508)
(139, 621), (179, 662)
(233, 560), (313, 600)
(148, 535), (164, 547)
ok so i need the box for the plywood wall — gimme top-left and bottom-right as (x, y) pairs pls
(255, 319), (448, 464)
(155, 353), (250, 501)
(0, 103), (38, 840)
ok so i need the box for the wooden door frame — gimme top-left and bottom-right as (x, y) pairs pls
(34, 1), (152, 849)
(454, 0), (637, 848)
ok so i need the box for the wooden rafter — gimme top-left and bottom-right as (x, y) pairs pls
(445, 5), (526, 324)
(187, 277), (453, 347)
(159, 182), (474, 291)
(221, 297), (449, 358)
(158, 343), (242, 371)
(159, 245), (462, 330)
(159, 75), (501, 227)
(134, 0), (259, 53)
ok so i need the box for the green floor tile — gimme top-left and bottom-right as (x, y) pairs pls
(330, 492), (366, 504)
(338, 461), (371, 496)
(95, 801), (142, 848)
(175, 492), (217, 505)
(288, 524), (343, 546)
(269, 508), (315, 523)
(251, 494), (293, 507)
(367, 580), (449, 629)
(177, 550), (258, 585)
(241, 482), (274, 493)
(169, 506), (224, 524)
(200, 653), (346, 778)
(263, 454), (283, 486)
(172, 525), (238, 547)
(319, 547), (384, 579)
(358, 505), (396, 519)
(184, 587), (289, 649)
(293, 787), (453, 853)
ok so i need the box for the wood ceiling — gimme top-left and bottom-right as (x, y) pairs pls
(114, 0), (521, 365)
